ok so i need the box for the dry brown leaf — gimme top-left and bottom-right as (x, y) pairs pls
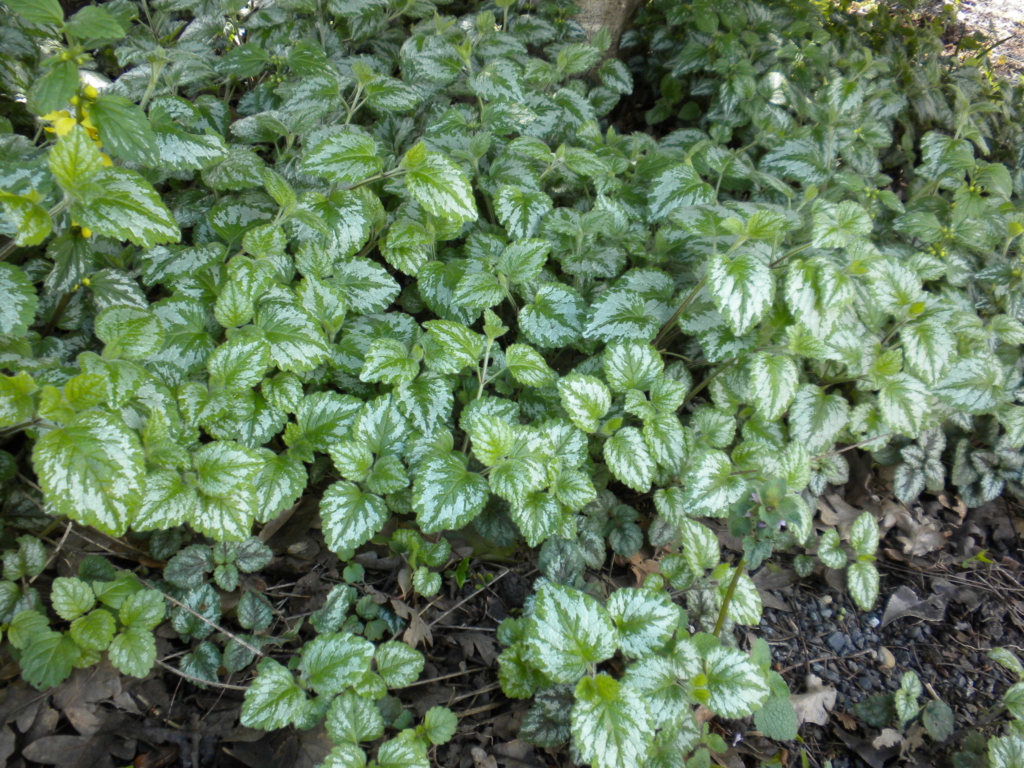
(879, 501), (947, 556)
(902, 723), (928, 756)
(751, 567), (796, 612)
(789, 674), (837, 727)
(872, 728), (903, 749)
(880, 585), (948, 627)
(23, 734), (117, 768)
(834, 711), (857, 730)
(833, 727), (900, 768)
(628, 554), (661, 586)
(818, 495), (865, 539)
(390, 598), (433, 648)
(471, 747), (498, 768)
(454, 631), (500, 666)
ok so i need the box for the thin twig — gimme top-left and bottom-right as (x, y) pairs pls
(155, 658), (249, 691)
(448, 682), (500, 705)
(428, 569), (512, 627)
(402, 666), (489, 688)
(137, 576), (264, 659)
(778, 648), (874, 675)
(31, 520), (74, 585)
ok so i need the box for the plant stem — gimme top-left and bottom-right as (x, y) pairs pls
(655, 275), (707, 347)
(713, 556), (745, 638)
(345, 167), (405, 191)
(0, 199), (70, 262)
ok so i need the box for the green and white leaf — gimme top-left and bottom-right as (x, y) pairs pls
(33, 411), (145, 537)
(241, 658), (306, 730)
(847, 561), (880, 610)
(557, 373), (612, 433)
(700, 645), (770, 718)
(707, 252), (773, 335)
(298, 632), (374, 696)
(375, 641), (425, 688)
(525, 582), (616, 684)
(749, 352), (798, 421)
(400, 142), (476, 223)
(572, 675), (655, 768)
(604, 427), (655, 493)
(320, 482), (389, 555)
(413, 453), (489, 534)
(607, 588), (679, 657)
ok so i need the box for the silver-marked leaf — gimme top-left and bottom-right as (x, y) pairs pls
(572, 675), (655, 768)
(847, 561), (879, 610)
(496, 186), (552, 239)
(332, 257), (399, 317)
(381, 219), (433, 276)
(681, 450), (746, 517)
(394, 375), (453, 433)
(400, 142), (476, 223)
(788, 385), (849, 453)
(360, 338), (418, 385)
(604, 427), (654, 493)
(876, 373), (929, 436)
(818, 530), (847, 569)
(469, 59), (525, 103)
(301, 130), (383, 184)
(423, 320), (484, 374)
(326, 690), (385, 745)
(0, 263), (38, 336)
(557, 373), (612, 433)
(505, 344), (557, 387)
(208, 335), (270, 389)
(376, 641), (425, 688)
(498, 238), (549, 284)
(701, 645), (769, 718)
(365, 76), (420, 112)
(934, 356), (1004, 413)
(525, 582), (616, 683)
(241, 658), (305, 730)
(607, 588), (679, 657)
(254, 298), (331, 373)
(749, 352), (798, 421)
(33, 411), (144, 537)
(849, 511), (879, 556)
(648, 163), (714, 220)
(320, 482), (388, 555)
(298, 632), (374, 696)
(707, 252), (772, 336)
(811, 200), (872, 248)
(520, 283), (585, 348)
(509, 490), (560, 547)
(902, 315), (954, 385)
(413, 452), (489, 534)
(604, 343), (663, 393)
(72, 168), (179, 248)
(679, 518), (720, 572)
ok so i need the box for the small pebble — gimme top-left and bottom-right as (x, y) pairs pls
(827, 631), (847, 654)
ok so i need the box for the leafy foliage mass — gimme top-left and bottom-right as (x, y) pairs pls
(0, 0), (1023, 764)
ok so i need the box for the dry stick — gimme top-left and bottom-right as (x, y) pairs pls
(155, 658), (249, 691)
(30, 519), (74, 586)
(427, 568), (512, 627)
(403, 666), (490, 688)
(777, 648), (874, 675)
(448, 682), (500, 705)
(136, 576), (264, 659)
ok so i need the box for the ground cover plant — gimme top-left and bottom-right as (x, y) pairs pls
(0, 0), (1023, 765)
